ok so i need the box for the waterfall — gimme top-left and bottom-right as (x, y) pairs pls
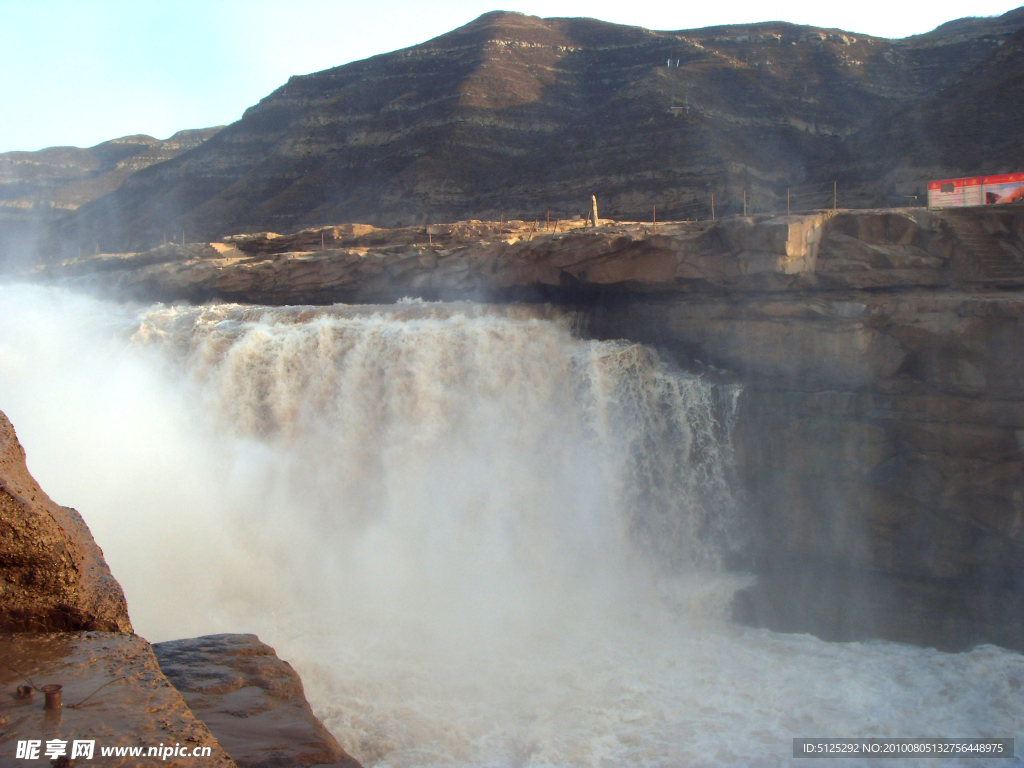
(1, 283), (1020, 768)
(128, 300), (743, 620)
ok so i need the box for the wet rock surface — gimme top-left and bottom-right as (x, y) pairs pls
(0, 411), (354, 767)
(0, 632), (235, 768)
(153, 634), (361, 768)
(0, 410), (132, 633)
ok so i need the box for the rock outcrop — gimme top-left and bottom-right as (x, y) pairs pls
(52, 9), (1024, 255)
(0, 633), (236, 768)
(0, 410), (132, 633)
(38, 203), (1024, 650)
(43, 205), (1024, 304)
(1, 411), (357, 766)
(153, 634), (361, 768)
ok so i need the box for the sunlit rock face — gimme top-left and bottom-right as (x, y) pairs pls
(0, 409), (132, 632)
(57, 7), (1024, 253)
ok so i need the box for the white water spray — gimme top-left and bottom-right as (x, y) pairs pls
(0, 284), (1021, 768)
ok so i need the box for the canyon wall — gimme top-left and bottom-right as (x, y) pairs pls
(589, 206), (1024, 649)
(54, 9), (1024, 255)
(43, 203), (1024, 650)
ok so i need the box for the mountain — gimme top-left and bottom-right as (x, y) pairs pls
(46, 8), (1024, 254)
(0, 128), (221, 262)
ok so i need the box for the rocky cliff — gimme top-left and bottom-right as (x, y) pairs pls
(53, 8), (1024, 255)
(41, 203), (1024, 650)
(0, 410), (132, 633)
(0, 409), (361, 768)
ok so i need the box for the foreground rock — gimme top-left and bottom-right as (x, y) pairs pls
(0, 633), (235, 767)
(0, 410), (132, 633)
(153, 634), (361, 768)
(1, 411), (355, 766)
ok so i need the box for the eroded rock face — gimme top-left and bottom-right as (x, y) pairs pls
(0, 410), (132, 633)
(585, 217), (1024, 649)
(27, 204), (1024, 649)
(42, 205), (1024, 305)
(0, 633), (235, 768)
(153, 634), (361, 768)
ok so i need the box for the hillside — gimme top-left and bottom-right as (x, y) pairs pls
(0, 128), (221, 263)
(41, 8), (1024, 254)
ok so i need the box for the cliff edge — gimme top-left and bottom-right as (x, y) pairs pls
(0, 409), (132, 633)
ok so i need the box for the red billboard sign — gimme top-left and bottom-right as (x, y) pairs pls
(928, 173), (1024, 208)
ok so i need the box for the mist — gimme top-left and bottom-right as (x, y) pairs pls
(1, 282), (1021, 767)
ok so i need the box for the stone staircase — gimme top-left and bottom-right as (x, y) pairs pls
(945, 212), (1024, 281)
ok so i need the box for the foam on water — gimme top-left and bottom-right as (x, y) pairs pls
(0, 283), (1021, 768)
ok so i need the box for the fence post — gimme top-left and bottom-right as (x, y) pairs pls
(833, 181), (837, 211)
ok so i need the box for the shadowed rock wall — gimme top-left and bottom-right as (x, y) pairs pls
(586, 206), (1024, 650)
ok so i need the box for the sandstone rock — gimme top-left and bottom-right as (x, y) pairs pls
(153, 634), (361, 768)
(0, 632), (235, 768)
(0, 410), (132, 633)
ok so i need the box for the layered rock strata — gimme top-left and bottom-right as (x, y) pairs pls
(54, 9), (1024, 254)
(0, 129), (222, 268)
(39, 203), (1024, 650)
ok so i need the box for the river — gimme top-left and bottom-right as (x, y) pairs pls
(0, 283), (1020, 767)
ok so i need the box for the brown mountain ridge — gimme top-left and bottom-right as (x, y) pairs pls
(0, 128), (222, 263)
(32, 7), (1024, 255)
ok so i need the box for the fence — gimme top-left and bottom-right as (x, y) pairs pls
(625, 180), (841, 224)
(495, 180), (850, 229)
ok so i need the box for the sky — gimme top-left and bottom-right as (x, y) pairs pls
(2, 0), (1021, 154)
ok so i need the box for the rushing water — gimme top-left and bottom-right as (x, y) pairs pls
(1, 283), (1021, 768)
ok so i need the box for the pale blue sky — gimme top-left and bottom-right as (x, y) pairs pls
(2, 0), (1021, 153)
